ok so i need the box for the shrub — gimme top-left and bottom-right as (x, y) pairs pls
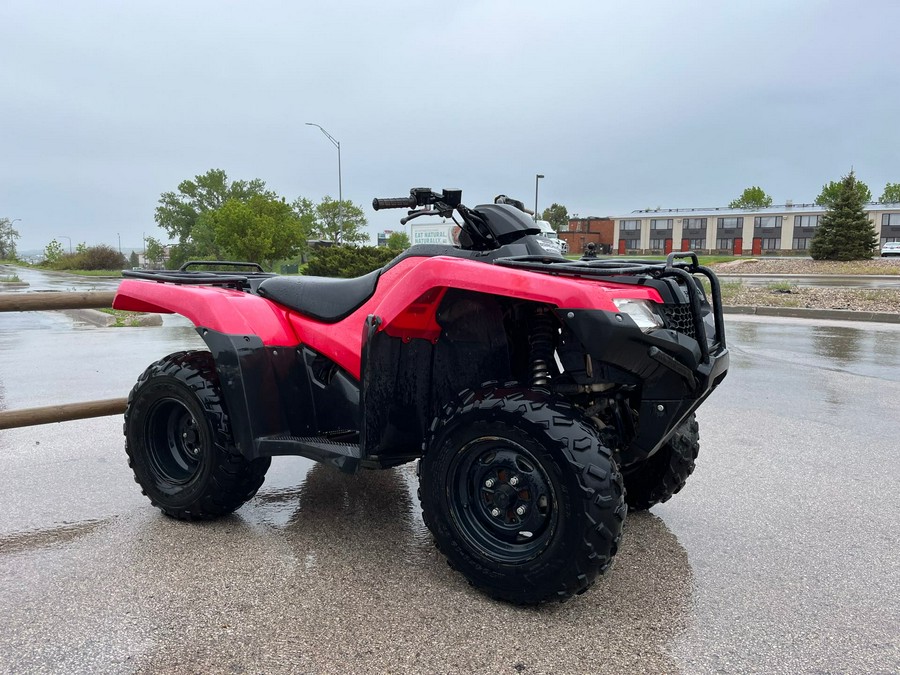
(50, 245), (127, 270)
(305, 245), (397, 278)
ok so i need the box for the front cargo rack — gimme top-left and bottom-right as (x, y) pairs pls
(122, 260), (277, 291)
(494, 251), (726, 361)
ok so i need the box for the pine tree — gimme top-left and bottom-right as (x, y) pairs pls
(809, 171), (878, 260)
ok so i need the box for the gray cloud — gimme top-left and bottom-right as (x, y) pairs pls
(2, 0), (898, 251)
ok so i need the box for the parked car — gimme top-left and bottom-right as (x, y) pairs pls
(881, 241), (900, 257)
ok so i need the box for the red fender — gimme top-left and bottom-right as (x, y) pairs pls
(287, 256), (663, 379)
(113, 281), (300, 346)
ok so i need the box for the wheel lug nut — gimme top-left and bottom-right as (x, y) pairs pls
(490, 508), (501, 517)
(516, 505), (526, 516)
(484, 478), (496, 488)
(182, 432), (187, 438)
(509, 476), (519, 487)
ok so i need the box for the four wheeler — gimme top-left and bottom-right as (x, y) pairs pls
(114, 187), (729, 604)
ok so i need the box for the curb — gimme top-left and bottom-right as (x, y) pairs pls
(724, 305), (900, 324)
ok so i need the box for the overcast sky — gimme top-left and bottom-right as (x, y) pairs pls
(2, 0), (899, 252)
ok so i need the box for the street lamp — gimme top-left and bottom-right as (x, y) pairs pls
(58, 235), (72, 253)
(534, 174), (545, 222)
(306, 122), (342, 226)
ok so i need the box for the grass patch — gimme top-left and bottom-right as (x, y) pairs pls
(1, 274), (21, 282)
(765, 281), (796, 292)
(97, 308), (146, 327)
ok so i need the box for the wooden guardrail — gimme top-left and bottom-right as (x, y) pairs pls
(0, 291), (128, 429)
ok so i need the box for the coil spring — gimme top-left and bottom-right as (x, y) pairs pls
(529, 309), (556, 386)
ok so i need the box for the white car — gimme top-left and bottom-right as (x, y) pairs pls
(881, 241), (900, 257)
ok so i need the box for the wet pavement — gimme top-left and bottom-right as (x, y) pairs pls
(1, 275), (899, 673)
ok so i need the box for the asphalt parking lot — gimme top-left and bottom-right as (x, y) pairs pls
(1, 309), (898, 674)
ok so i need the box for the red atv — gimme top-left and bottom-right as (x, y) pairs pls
(115, 187), (728, 604)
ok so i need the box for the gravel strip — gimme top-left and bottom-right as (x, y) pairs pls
(721, 285), (900, 313)
(710, 257), (900, 275)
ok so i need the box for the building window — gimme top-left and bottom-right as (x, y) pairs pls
(621, 219), (641, 231)
(683, 218), (706, 230)
(717, 217), (743, 229)
(624, 239), (641, 250)
(881, 236), (900, 244)
(760, 238), (781, 250)
(650, 219), (673, 230)
(716, 238), (734, 250)
(792, 237), (810, 250)
(686, 238), (705, 249)
(754, 216), (782, 229)
(794, 215), (821, 228)
(882, 213), (900, 227)
(648, 238), (667, 249)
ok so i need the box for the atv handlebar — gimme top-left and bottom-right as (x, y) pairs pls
(372, 196), (417, 210)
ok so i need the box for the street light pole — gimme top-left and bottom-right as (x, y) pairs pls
(306, 122), (342, 228)
(534, 174), (545, 222)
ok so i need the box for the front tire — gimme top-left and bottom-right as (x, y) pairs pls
(419, 387), (626, 604)
(124, 350), (270, 520)
(624, 414), (700, 511)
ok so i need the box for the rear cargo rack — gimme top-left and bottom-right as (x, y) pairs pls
(122, 260), (276, 291)
(494, 251), (726, 360)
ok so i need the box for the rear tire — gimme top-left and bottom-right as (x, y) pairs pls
(419, 387), (626, 604)
(624, 414), (699, 511)
(124, 350), (270, 520)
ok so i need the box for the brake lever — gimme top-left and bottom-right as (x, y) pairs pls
(400, 209), (433, 226)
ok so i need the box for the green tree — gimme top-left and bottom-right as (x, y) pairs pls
(540, 203), (569, 232)
(199, 195), (307, 268)
(385, 231), (410, 251)
(43, 239), (64, 264)
(0, 218), (21, 260)
(129, 251), (139, 268)
(728, 186), (773, 209)
(75, 242), (88, 255)
(155, 169), (272, 245)
(809, 170), (878, 261)
(302, 196), (369, 245)
(144, 236), (168, 268)
(816, 176), (871, 207)
(879, 182), (900, 204)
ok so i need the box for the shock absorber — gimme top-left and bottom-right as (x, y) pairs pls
(529, 308), (556, 387)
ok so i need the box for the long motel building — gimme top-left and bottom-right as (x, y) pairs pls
(611, 202), (900, 255)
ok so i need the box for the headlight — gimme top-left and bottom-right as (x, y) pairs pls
(612, 298), (664, 332)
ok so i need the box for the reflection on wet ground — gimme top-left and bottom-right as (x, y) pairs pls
(1, 306), (899, 672)
(0, 437), (693, 673)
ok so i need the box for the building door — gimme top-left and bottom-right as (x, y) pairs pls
(664, 239), (673, 254)
(733, 238), (743, 256)
(618, 239), (627, 255)
(752, 237), (762, 255)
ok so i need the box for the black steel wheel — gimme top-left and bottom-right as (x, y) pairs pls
(124, 350), (270, 520)
(624, 413), (700, 511)
(420, 386), (626, 604)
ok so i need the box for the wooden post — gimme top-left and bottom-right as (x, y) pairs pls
(0, 291), (118, 312)
(0, 398), (128, 430)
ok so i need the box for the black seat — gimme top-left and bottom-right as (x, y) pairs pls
(257, 269), (381, 322)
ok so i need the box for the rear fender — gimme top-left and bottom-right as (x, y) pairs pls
(113, 279), (300, 346)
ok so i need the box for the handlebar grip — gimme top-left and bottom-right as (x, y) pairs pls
(372, 196), (416, 210)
